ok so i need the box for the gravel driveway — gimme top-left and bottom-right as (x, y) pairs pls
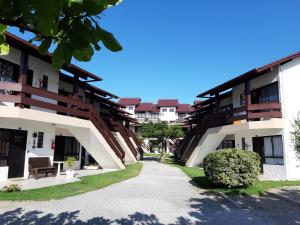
(0, 160), (292, 225)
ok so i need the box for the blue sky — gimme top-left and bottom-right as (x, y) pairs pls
(9, 1), (300, 104)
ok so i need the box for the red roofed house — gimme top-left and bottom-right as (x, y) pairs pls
(118, 98), (193, 124)
(118, 98), (141, 115)
(119, 98), (193, 153)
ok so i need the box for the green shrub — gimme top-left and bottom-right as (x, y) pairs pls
(2, 184), (21, 192)
(65, 156), (76, 170)
(203, 149), (261, 188)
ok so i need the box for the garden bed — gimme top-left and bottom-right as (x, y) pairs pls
(165, 158), (300, 195)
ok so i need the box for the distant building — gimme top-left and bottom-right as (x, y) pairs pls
(118, 98), (193, 125)
(118, 98), (193, 153)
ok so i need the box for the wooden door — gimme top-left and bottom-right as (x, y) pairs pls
(7, 129), (27, 178)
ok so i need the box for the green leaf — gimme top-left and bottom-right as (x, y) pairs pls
(32, 0), (61, 36)
(38, 39), (52, 55)
(96, 26), (122, 52)
(0, 43), (10, 55)
(73, 45), (94, 61)
(82, 0), (120, 15)
(93, 43), (101, 51)
(0, 24), (7, 34)
(52, 44), (65, 70)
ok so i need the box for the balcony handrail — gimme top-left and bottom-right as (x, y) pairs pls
(0, 81), (125, 162)
(179, 102), (282, 163)
(247, 102), (281, 111)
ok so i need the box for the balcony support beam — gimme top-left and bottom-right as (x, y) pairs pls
(244, 80), (251, 121)
(16, 51), (28, 108)
(215, 92), (220, 113)
(73, 74), (79, 99)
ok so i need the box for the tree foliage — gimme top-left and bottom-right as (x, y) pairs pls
(141, 122), (184, 161)
(291, 112), (300, 159)
(141, 122), (184, 143)
(0, 0), (123, 69)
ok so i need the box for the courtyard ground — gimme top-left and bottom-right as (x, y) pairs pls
(0, 160), (299, 224)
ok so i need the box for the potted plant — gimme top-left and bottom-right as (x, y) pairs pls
(65, 156), (76, 178)
(83, 163), (100, 170)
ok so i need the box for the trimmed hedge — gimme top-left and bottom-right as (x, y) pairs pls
(203, 149), (261, 188)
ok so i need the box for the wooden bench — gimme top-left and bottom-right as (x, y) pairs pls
(28, 157), (57, 179)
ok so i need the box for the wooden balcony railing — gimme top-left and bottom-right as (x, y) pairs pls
(108, 119), (138, 159)
(0, 82), (126, 162)
(178, 102), (282, 163)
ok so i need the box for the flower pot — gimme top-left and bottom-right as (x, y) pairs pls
(66, 170), (75, 178)
(83, 165), (99, 170)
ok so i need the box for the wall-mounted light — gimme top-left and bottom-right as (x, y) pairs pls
(32, 132), (38, 149)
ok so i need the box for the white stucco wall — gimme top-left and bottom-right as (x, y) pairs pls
(279, 57), (300, 180)
(159, 107), (177, 122)
(0, 117), (56, 179)
(125, 106), (136, 117)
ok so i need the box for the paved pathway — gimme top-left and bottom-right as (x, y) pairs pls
(0, 160), (295, 225)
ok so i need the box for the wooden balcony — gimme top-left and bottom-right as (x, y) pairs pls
(0, 81), (126, 162)
(197, 102), (282, 130)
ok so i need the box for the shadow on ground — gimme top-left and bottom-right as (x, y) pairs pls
(0, 193), (285, 225)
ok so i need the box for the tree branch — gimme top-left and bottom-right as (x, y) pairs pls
(0, 18), (55, 40)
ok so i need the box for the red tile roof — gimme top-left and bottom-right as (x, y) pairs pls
(157, 99), (179, 107)
(177, 104), (192, 113)
(150, 104), (160, 112)
(118, 98), (141, 106)
(197, 51), (300, 98)
(135, 103), (154, 112)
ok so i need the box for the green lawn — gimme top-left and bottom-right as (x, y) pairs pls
(144, 152), (172, 158)
(165, 158), (300, 195)
(0, 162), (142, 201)
(144, 152), (161, 157)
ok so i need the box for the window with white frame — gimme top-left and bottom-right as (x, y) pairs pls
(263, 136), (284, 165)
(37, 132), (44, 148)
(137, 112), (146, 118)
(169, 108), (175, 112)
(128, 106), (134, 110)
(162, 108), (167, 112)
(151, 113), (159, 118)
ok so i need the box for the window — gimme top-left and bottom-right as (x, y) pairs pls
(217, 140), (235, 150)
(0, 59), (18, 82)
(251, 82), (279, 104)
(263, 136), (283, 165)
(169, 108), (175, 112)
(178, 113), (186, 118)
(41, 75), (48, 90)
(128, 106), (134, 110)
(37, 132), (44, 148)
(240, 93), (245, 106)
(220, 104), (233, 112)
(242, 138), (246, 150)
(151, 113), (159, 118)
(162, 108), (167, 112)
(137, 112), (146, 118)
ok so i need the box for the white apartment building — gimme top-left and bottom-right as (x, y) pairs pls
(177, 51), (300, 180)
(118, 98), (192, 124)
(0, 33), (141, 181)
